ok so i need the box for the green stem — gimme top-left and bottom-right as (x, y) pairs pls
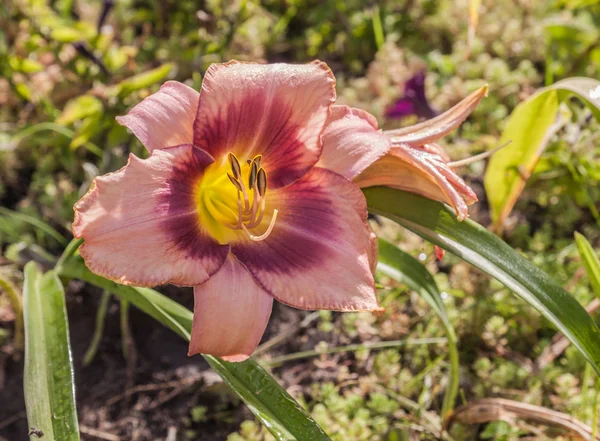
(593, 377), (600, 440)
(55, 238), (84, 271)
(383, 389), (444, 437)
(120, 299), (130, 360)
(372, 5), (385, 50)
(582, 362), (592, 404)
(406, 354), (445, 391)
(441, 332), (460, 420)
(263, 338), (446, 366)
(0, 274), (24, 351)
(83, 291), (111, 366)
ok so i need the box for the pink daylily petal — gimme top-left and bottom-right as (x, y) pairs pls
(116, 81), (199, 152)
(231, 167), (380, 312)
(317, 105), (391, 180)
(73, 144), (229, 286)
(193, 61), (336, 188)
(354, 146), (478, 220)
(385, 86), (488, 147)
(189, 255), (273, 361)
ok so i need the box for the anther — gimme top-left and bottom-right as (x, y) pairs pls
(252, 154), (262, 169)
(227, 173), (243, 192)
(229, 153), (241, 179)
(257, 168), (267, 196)
(248, 161), (258, 189)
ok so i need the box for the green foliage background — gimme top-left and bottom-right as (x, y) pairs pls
(1, 0), (600, 440)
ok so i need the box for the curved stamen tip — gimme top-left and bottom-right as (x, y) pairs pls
(448, 140), (511, 168)
(242, 209), (278, 242)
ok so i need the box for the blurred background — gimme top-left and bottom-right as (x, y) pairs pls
(1, 1), (600, 440)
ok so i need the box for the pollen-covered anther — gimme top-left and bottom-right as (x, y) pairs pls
(226, 153), (278, 241)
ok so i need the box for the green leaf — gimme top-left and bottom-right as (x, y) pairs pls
(376, 239), (459, 417)
(57, 254), (331, 441)
(57, 95), (103, 126)
(51, 27), (84, 43)
(552, 77), (600, 119)
(484, 91), (561, 230)
(10, 122), (103, 157)
(575, 232), (600, 298)
(15, 83), (32, 101)
(113, 63), (174, 97)
(23, 262), (79, 441)
(8, 55), (44, 73)
(364, 187), (600, 374)
(484, 77), (600, 231)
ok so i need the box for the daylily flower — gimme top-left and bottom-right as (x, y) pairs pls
(72, 60), (486, 362)
(384, 71), (438, 120)
(319, 85), (488, 221)
(72, 61), (381, 362)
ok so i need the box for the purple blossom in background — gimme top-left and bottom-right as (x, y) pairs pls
(385, 71), (439, 120)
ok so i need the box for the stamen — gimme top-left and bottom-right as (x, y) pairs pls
(227, 173), (243, 192)
(447, 141), (511, 168)
(229, 153), (241, 179)
(248, 161), (258, 189)
(240, 183), (250, 211)
(246, 197), (266, 229)
(221, 152), (277, 239)
(257, 168), (267, 196)
(226, 170), (251, 214)
(242, 209), (278, 241)
(247, 179), (261, 225)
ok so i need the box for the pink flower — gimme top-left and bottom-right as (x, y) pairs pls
(318, 86), (488, 220)
(73, 60), (486, 362)
(72, 61), (382, 361)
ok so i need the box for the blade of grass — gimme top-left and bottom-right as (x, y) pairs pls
(0, 207), (66, 246)
(83, 291), (111, 366)
(11, 122), (103, 157)
(377, 238), (459, 418)
(23, 262), (79, 441)
(575, 232), (600, 298)
(264, 338), (446, 366)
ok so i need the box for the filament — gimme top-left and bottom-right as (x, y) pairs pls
(242, 209), (278, 241)
(447, 141), (511, 168)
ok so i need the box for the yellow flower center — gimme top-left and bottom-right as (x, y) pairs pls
(194, 153), (278, 245)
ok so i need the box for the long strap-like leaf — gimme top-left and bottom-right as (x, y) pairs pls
(377, 239), (459, 417)
(57, 255), (331, 441)
(23, 262), (80, 441)
(364, 186), (600, 374)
